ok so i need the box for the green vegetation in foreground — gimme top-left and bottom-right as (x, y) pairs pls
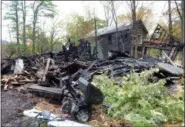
(93, 68), (184, 127)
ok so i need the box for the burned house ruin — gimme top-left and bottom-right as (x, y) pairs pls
(85, 20), (148, 59)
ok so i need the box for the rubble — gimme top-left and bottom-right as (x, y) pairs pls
(23, 108), (92, 127)
(14, 59), (24, 74)
(1, 24), (184, 124)
(1, 49), (184, 123)
(157, 62), (184, 75)
(1, 71), (37, 90)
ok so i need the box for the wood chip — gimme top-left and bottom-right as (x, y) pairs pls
(4, 84), (8, 91)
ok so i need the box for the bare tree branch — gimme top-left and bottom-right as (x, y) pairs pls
(110, 0), (120, 51)
(174, 0), (182, 21)
(100, 1), (112, 26)
(126, 0), (132, 8)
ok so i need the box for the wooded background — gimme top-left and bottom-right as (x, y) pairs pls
(1, 0), (184, 60)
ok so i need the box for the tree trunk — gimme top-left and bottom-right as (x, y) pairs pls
(132, 0), (136, 27)
(104, 5), (109, 27)
(174, 0), (182, 22)
(32, 14), (37, 54)
(50, 33), (54, 52)
(104, 8), (109, 27)
(110, 1), (119, 51)
(8, 25), (13, 43)
(94, 17), (98, 58)
(181, 1), (183, 42)
(31, 1), (44, 54)
(15, 2), (20, 55)
(168, 0), (172, 37)
(23, 0), (26, 55)
(101, 2), (110, 27)
(182, 0), (185, 68)
(32, 1), (44, 53)
(131, 0), (137, 58)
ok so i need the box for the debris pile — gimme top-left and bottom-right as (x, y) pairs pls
(1, 51), (184, 124)
(1, 70), (38, 90)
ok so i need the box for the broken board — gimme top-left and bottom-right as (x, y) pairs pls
(28, 84), (63, 100)
(157, 62), (184, 75)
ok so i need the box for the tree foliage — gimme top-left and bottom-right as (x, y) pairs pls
(30, 0), (56, 53)
(162, 1), (182, 41)
(65, 13), (106, 44)
(48, 19), (65, 52)
(117, 2), (153, 30)
(3, 0), (57, 56)
(4, 1), (21, 55)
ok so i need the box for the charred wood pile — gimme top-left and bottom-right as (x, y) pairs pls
(142, 24), (185, 62)
(1, 47), (184, 123)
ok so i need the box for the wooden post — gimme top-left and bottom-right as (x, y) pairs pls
(135, 44), (138, 58)
(131, 35), (135, 57)
(131, 43), (134, 56)
(162, 51), (176, 66)
(142, 46), (145, 57)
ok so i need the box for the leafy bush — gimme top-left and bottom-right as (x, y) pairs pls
(148, 49), (161, 58)
(93, 68), (184, 126)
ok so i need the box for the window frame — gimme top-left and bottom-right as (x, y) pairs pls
(108, 35), (112, 45)
(137, 34), (142, 44)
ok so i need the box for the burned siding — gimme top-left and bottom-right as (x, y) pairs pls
(99, 36), (109, 59)
(119, 30), (132, 53)
(131, 22), (148, 45)
(108, 31), (131, 52)
(87, 20), (148, 59)
(90, 36), (108, 59)
(109, 33), (119, 51)
(97, 30), (132, 59)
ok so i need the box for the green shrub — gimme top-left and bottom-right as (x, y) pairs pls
(93, 68), (184, 126)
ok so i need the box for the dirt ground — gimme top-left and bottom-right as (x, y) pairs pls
(1, 89), (132, 127)
(1, 90), (36, 127)
(1, 84), (183, 127)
